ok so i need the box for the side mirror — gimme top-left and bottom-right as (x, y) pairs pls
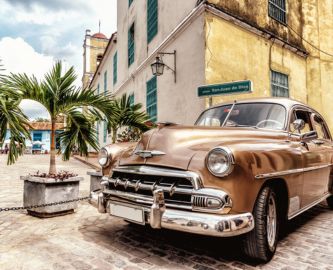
(292, 119), (305, 132)
(301, 130), (318, 141)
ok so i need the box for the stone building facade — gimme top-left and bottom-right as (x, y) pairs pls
(88, 0), (333, 147)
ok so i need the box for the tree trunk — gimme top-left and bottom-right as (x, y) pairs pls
(49, 119), (57, 175)
(112, 128), (117, 144)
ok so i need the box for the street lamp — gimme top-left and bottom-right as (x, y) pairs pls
(151, 50), (176, 83)
(151, 56), (165, 76)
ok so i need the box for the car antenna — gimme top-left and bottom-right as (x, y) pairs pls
(222, 100), (237, 127)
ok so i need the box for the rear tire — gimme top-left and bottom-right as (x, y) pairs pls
(327, 195), (333, 209)
(243, 186), (279, 262)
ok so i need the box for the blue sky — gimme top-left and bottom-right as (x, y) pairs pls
(0, 0), (117, 119)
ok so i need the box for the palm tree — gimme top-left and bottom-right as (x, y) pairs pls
(2, 61), (113, 174)
(0, 87), (31, 165)
(107, 94), (150, 143)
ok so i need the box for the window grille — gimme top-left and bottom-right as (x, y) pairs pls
(268, 0), (287, 24)
(271, 70), (289, 97)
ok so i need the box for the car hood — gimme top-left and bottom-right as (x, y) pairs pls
(119, 125), (287, 170)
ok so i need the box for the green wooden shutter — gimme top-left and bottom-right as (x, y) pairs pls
(128, 24), (135, 66)
(97, 83), (100, 95)
(104, 71), (107, 95)
(96, 122), (99, 140)
(103, 122), (107, 143)
(129, 0), (134, 7)
(147, 0), (158, 43)
(113, 52), (117, 85)
(129, 93), (135, 106)
(146, 76), (157, 122)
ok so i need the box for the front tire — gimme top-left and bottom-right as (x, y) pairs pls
(327, 195), (333, 209)
(243, 186), (279, 262)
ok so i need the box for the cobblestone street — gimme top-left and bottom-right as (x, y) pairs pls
(0, 155), (332, 270)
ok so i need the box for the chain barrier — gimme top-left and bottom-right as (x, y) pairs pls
(0, 195), (91, 213)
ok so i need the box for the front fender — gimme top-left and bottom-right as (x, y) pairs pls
(188, 140), (301, 214)
(101, 142), (137, 176)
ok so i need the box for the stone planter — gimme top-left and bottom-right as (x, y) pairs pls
(21, 175), (84, 218)
(88, 171), (103, 193)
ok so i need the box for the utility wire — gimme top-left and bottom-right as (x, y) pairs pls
(288, 25), (333, 58)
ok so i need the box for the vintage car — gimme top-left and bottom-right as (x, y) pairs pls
(90, 98), (333, 262)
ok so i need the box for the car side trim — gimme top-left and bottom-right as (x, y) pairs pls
(288, 193), (331, 220)
(255, 164), (332, 179)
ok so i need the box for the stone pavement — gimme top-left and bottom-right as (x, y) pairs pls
(0, 154), (332, 270)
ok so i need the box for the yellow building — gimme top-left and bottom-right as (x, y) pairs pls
(205, 0), (333, 130)
(82, 29), (109, 89)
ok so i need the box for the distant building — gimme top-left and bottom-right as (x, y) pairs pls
(4, 122), (64, 152)
(82, 29), (109, 89)
(87, 0), (333, 147)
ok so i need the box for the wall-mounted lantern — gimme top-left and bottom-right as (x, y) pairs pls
(151, 50), (176, 83)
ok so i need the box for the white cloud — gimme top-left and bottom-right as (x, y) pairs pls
(19, 100), (50, 120)
(0, 37), (54, 79)
(0, 37), (54, 119)
(0, 0), (118, 118)
(1, 0), (87, 26)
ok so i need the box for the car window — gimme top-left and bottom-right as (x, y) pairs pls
(196, 103), (286, 130)
(313, 114), (329, 140)
(292, 110), (313, 134)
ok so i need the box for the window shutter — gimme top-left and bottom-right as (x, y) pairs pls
(146, 76), (157, 122)
(147, 0), (158, 43)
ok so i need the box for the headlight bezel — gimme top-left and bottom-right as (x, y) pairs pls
(206, 147), (235, 177)
(98, 147), (112, 167)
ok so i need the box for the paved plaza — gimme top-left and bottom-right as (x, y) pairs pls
(0, 155), (332, 270)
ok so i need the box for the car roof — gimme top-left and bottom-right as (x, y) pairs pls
(209, 97), (309, 111)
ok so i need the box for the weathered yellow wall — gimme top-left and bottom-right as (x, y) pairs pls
(205, 0), (333, 132)
(207, 0), (304, 50)
(89, 38), (109, 74)
(82, 37), (109, 89)
(204, 12), (307, 106)
(302, 0), (333, 132)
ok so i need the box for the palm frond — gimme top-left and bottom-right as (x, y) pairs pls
(0, 88), (31, 164)
(58, 110), (99, 161)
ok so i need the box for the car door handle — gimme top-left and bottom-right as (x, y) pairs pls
(312, 140), (324, 145)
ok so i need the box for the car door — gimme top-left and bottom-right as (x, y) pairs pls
(299, 110), (332, 207)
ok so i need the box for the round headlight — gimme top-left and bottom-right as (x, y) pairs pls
(98, 148), (111, 167)
(206, 147), (234, 177)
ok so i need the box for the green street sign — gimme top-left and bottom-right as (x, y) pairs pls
(198, 80), (252, 97)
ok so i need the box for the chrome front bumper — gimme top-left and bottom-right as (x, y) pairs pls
(89, 189), (254, 237)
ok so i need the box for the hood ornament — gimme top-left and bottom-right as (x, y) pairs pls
(134, 150), (166, 159)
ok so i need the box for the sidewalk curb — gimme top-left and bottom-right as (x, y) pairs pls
(73, 155), (100, 170)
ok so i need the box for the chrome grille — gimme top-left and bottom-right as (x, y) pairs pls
(192, 196), (207, 208)
(109, 171), (193, 206)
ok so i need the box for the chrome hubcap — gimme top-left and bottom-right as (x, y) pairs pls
(267, 193), (277, 251)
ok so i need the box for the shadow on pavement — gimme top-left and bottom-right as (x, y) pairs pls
(78, 204), (330, 268)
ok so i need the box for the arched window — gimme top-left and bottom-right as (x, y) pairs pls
(96, 54), (103, 66)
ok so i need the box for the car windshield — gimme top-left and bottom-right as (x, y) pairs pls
(195, 103), (286, 130)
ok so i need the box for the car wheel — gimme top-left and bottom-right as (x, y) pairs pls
(327, 195), (333, 209)
(243, 186), (279, 262)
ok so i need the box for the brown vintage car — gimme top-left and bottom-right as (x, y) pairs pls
(90, 98), (333, 262)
